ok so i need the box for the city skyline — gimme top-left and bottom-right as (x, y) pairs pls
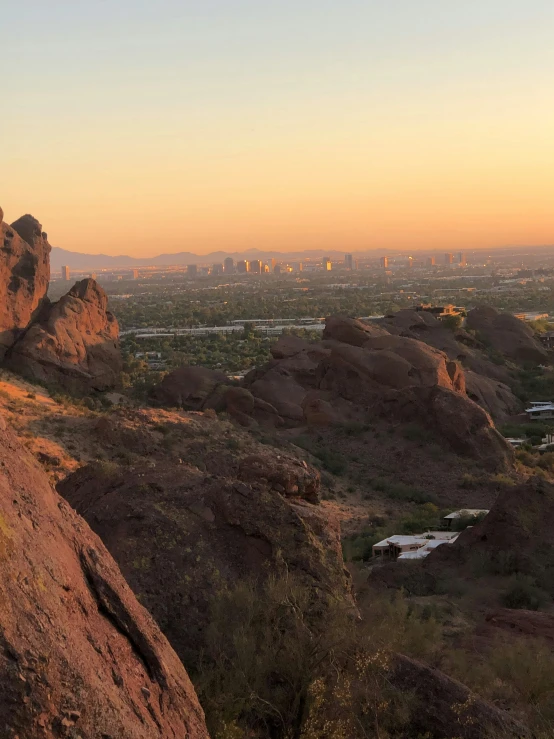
(3, 1), (554, 256)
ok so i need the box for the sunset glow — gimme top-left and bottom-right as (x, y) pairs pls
(3, 1), (554, 255)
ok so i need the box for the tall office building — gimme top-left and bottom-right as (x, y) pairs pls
(274, 264), (282, 275)
(224, 257), (235, 274)
(444, 253), (454, 265)
(323, 257), (332, 271)
(407, 256), (414, 269)
(132, 269), (139, 280)
(380, 256), (389, 269)
(187, 264), (198, 278)
(212, 263), (224, 276)
(270, 258), (277, 272)
(427, 256), (436, 266)
(250, 259), (262, 274)
(458, 252), (467, 267)
(345, 253), (353, 270)
(236, 260), (249, 274)
(61, 265), (70, 281)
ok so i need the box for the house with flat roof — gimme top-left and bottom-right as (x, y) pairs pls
(526, 402), (554, 421)
(443, 509), (489, 529)
(372, 531), (458, 559)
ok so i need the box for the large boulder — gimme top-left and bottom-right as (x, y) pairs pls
(0, 212), (50, 359)
(390, 655), (530, 739)
(466, 305), (549, 364)
(242, 316), (513, 469)
(0, 414), (208, 738)
(151, 365), (229, 409)
(465, 370), (522, 423)
(6, 278), (122, 393)
(58, 450), (352, 672)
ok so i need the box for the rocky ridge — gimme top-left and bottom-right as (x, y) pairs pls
(154, 316), (513, 471)
(0, 211), (51, 360)
(0, 207), (121, 393)
(0, 412), (209, 738)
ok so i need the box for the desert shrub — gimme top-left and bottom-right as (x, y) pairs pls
(193, 576), (439, 739)
(401, 423), (435, 444)
(516, 449), (538, 467)
(502, 576), (549, 611)
(371, 477), (437, 505)
(537, 452), (554, 471)
(339, 421), (370, 436)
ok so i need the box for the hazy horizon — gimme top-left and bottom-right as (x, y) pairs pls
(4, 1), (554, 256)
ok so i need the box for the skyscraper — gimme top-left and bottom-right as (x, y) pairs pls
(188, 264), (198, 278)
(224, 257), (235, 274)
(407, 256), (414, 269)
(444, 253), (454, 265)
(212, 263), (224, 275)
(323, 257), (332, 271)
(61, 265), (70, 281)
(250, 259), (262, 274)
(132, 268), (139, 280)
(345, 253), (353, 270)
(380, 256), (389, 269)
(270, 258), (277, 272)
(458, 252), (467, 267)
(427, 256), (436, 266)
(236, 260), (249, 273)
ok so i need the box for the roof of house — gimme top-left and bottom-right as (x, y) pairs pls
(443, 509), (489, 520)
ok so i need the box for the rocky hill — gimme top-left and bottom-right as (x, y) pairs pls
(6, 278), (122, 393)
(0, 412), (208, 738)
(0, 208), (121, 394)
(56, 408), (353, 671)
(0, 210), (50, 360)
(154, 316), (514, 474)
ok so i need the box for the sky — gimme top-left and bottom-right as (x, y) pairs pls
(2, 0), (554, 256)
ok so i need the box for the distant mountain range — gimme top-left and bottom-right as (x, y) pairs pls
(50, 247), (367, 271)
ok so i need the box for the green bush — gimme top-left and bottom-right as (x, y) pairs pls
(371, 477), (437, 505)
(502, 576), (549, 611)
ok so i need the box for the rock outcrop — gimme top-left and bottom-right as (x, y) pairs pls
(390, 655), (530, 739)
(429, 476), (554, 575)
(58, 416), (352, 671)
(0, 212), (50, 359)
(0, 413), (209, 738)
(238, 317), (513, 469)
(7, 278), (122, 393)
(380, 309), (523, 421)
(151, 365), (229, 409)
(466, 305), (549, 364)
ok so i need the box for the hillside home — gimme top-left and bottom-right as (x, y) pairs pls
(526, 402), (554, 421)
(443, 509), (489, 529)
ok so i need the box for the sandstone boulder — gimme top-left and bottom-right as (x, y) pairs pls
(390, 654), (530, 738)
(0, 212), (50, 359)
(323, 315), (388, 346)
(0, 414), (208, 738)
(58, 454), (352, 672)
(466, 305), (548, 364)
(465, 370), (522, 423)
(6, 278), (121, 393)
(151, 365), (229, 409)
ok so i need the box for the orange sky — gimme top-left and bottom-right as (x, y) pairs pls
(3, 1), (554, 255)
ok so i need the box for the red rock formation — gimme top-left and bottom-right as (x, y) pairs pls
(7, 278), (122, 393)
(0, 414), (209, 738)
(151, 365), (229, 409)
(241, 319), (513, 469)
(58, 448), (352, 671)
(0, 211), (50, 359)
(390, 655), (530, 738)
(466, 305), (548, 364)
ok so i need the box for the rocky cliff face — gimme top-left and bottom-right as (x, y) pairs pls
(57, 409), (353, 671)
(380, 309), (524, 422)
(466, 305), (549, 365)
(0, 413), (209, 738)
(7, 278), (122, 393)
(0, 211), (50, 359)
